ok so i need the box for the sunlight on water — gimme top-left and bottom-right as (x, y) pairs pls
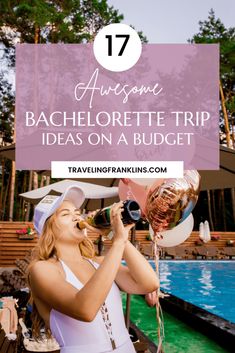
(151, 261), (235, 323)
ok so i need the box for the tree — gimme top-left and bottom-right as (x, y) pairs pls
(0, 71), (14, 219)
(189, 9), (235, 230)
(0, 72), (14, 145)
(0, 1), (147, 220)
(0, 0), (124, 220)
(189, 9), (235, 148)
(0, 0), (123, 64)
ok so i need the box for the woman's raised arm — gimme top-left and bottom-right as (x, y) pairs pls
(30, 237), (126, 322)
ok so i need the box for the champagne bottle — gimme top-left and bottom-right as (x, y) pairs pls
(77, 200), (141, 229)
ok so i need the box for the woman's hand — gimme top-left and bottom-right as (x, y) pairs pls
(110, 201), (134, 245)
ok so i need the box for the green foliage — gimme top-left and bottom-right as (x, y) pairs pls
(189, 9), (235, 145)
(0, 0), (123, 46)
(189, 9), (235, 89)
(0, 0), (124, 145)
(146, 234), (152, 241)
(191, 9), (235, 92)
(0, 72), (14, 144)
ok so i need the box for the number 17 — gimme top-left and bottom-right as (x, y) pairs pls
(105, 34), (130, 56)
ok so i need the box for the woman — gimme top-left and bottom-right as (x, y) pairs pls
(28, 185), (159, 353)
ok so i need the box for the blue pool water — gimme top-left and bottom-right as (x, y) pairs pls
(150, 260), (235, 324)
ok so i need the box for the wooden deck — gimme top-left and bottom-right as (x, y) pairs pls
(0, 222), (111, 267)
(0, 222), (38, 267)
(0, 222), (235, 266)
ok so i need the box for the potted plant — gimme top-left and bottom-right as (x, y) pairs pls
(226, 240), (234, 247)
(211, 235), (221, 241)
(93, 237), (99, 245)
(145, 234), (152, 241)
(16, 227), (35, 240)
(195, 239), (204, 246)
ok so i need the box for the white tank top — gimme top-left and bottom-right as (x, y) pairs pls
(50, 258), (135, 353)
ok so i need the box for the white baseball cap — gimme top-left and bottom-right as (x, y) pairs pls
(33, 185), (85, 236)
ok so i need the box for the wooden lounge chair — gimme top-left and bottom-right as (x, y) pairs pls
(175, 247), (188, 259)
(141, 244), (154, 259)
(164, 247), (177, 259)
(194, 246), (209, 259)
(194, 246), (221, 260)
(222, 247), (235, 259)
(185, 247), (197, 260)
(205, 247), (222, 259)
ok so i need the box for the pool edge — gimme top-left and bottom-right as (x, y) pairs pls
(160, 292), (235, 352)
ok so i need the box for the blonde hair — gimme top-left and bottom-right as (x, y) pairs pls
(27, 213), (95, 339)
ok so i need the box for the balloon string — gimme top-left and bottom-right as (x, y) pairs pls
(154, 237), (165, 353)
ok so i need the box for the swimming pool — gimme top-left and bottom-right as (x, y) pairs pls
(150, 260), (235, 324)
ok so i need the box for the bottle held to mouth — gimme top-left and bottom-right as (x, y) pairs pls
(77, 200), (141, 230)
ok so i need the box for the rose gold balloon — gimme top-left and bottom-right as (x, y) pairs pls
(146, 170), (200, 233)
